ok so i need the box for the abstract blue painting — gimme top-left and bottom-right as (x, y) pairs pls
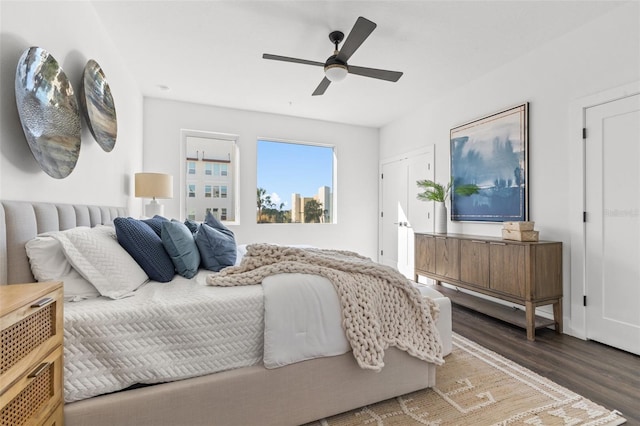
(450, 103), (528, 222)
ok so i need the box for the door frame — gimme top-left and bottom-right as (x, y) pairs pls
(378, 145), (435, 264)
(569, 81), (640, 339)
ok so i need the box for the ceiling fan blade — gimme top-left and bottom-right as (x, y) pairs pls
(312, 77), (331, 96)
(262, 54), (324, 67)
(348, 65), (403, 82)
(336, 17), (377, 63)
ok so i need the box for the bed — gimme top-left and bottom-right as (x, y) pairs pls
(0, 200), (452, 426)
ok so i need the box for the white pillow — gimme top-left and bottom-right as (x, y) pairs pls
(49, 226), (149, 299)
(26, 235), (100, 302)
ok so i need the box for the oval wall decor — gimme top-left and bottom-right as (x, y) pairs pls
(80, 59), (117, 152)
(14, 47), (81, 179)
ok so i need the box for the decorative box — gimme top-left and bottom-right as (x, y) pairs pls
(502, 221), (535, 231)
(502, 229), (539, 241)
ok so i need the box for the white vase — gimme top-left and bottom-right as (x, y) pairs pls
(435, 202), (447, 234)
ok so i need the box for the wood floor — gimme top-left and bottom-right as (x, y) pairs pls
(451, 304), (640, 425)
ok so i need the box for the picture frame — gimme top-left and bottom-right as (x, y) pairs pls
(450, 103), (529, 222)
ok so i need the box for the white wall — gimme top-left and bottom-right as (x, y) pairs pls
(144, 98), (380, 258)
(379, 3), (640, 334)
(0, 1), (143, 213)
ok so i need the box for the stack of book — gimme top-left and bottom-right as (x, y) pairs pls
(502, 221), (539, 241)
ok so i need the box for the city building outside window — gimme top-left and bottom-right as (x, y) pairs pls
(182, 130), (238, 222)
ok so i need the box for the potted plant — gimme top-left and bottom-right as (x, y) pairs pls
(416, 179), (479, 233)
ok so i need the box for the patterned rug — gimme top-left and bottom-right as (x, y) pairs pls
(309, 334), (626, 425)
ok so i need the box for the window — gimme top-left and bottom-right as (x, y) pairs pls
(221, 208), (227, 221)
(182, 130), (238, 223)
(257, 139), (335, 224)
(187, 210), (195, 220)
(212, 164), (229, 177)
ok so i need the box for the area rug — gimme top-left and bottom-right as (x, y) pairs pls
(309, 333), (626, 425)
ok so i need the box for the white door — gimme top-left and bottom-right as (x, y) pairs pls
(585, 93), (640, 355)
(380, 159), (406, 271)
(380, 149), (434, 278)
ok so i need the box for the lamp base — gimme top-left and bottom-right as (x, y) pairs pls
(145, 199), (164, 218)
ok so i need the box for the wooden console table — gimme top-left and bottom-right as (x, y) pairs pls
(414, 232), (562, 341)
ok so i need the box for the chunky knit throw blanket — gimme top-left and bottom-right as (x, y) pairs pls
(206, 244), (444, 371)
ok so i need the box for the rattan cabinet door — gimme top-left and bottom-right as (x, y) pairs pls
(0, 282), (63, 426)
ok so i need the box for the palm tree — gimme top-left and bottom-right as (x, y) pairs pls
(304, 199), (324, 223)
(257, 187), (269, 222)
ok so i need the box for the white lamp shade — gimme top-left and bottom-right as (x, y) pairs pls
(325, 64), (348, 82)
(135, 173), (173, 199)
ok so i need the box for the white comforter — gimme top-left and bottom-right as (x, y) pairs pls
(263, 273), (350, 368)
(63, 271), (264, 402)
(64, 262), (440, 403)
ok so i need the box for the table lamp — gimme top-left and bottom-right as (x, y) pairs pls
(135, 172), (173, 217)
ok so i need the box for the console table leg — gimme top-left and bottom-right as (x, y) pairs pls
(525, 301), (536, 341)
(553, 298), (563, 334)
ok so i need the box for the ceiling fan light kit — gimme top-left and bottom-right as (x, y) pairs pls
(263, 16), (403, 96)
(324, 63), (348, 82)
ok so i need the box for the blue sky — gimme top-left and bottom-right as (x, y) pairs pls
(257, 140), (333, 209)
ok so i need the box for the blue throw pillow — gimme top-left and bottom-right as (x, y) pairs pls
(195, 223), (237, 272)
(142, 215), (169, 237)
(184, 219), (199, 234)
(204, 211), (235, 239)
(161, 220), (200, 279)
(114, 217), (175, 282)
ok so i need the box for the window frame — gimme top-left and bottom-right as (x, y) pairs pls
(256, 137), (337, 224)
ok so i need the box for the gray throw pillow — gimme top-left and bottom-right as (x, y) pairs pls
(161, 220), (201, 279)
(195, 213), (236, 272)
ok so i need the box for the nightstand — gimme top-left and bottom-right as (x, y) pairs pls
(1, 282), (64, 426)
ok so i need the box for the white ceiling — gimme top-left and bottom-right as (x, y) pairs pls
(90, 1), (625, 128)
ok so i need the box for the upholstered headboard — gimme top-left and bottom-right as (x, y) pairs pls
(0, 200), (127, 285)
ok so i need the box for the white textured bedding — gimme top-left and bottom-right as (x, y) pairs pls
(63, 270), (264, 402)
(64, 267), (355, 403)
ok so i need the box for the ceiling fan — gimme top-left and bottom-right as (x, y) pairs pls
(263, 16), (403, 96)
